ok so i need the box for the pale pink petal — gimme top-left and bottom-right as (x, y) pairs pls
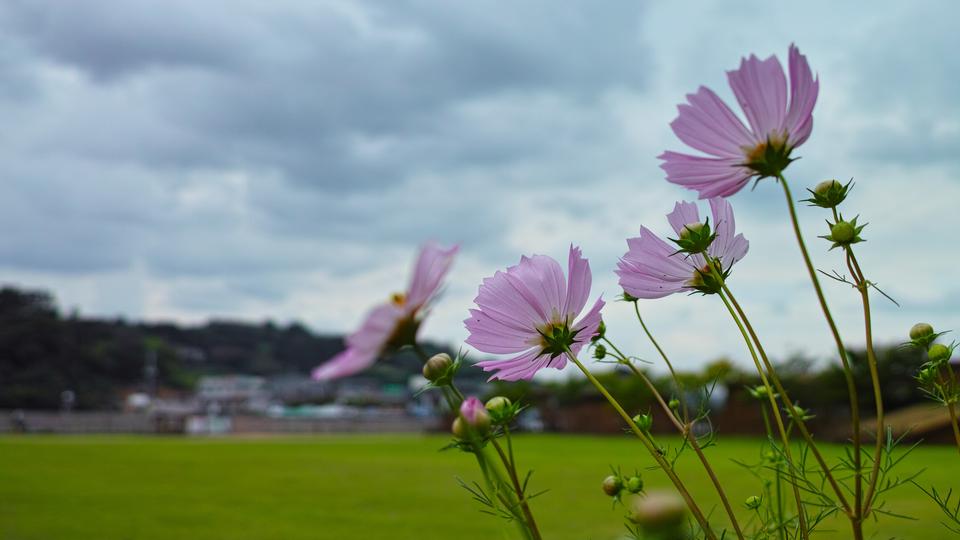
(659, 151), (752, 199)
(726, 53), (788, 140)
(475, 348), (556, 382)
(785, 44), (818, 148)
(670, 86), (754, 158)
(464, 309), (539, 354)
(562, 245), (591, 321)
(460, 397), (486, 423)
(311, 302), (403, 380)
(311, 347), (376, 381)
(505, 255), (566, 323)
(666, 200), (702, 237)
(617, 227), (696, 299)
(707, 197), (749, 265)
(474, 270), (548, 330)
(570, 297), (605, 352)
(405, 243), (459, 310)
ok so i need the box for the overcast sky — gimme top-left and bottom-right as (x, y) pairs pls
(2, 1), (958, 375)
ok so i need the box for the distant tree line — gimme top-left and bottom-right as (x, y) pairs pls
(0, 287), (448, 410)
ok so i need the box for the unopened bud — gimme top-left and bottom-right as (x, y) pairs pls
(679, 222), (706, 240)
(748, 385), (770, 400)
(805, 179), (851, 209)
(814, 179), (842, 196)
(745, 495), (762, 509)
(422, 353), (453, 382)
(593, 344), (607, 360)
(929, 343), (952, 365)
(625, 475), (644, 494)
(668, 398), (680, 410)
(910, 323), (934, 342)
(602, 475), (622, 497)
(452, 417), (467, 439)
(485, 396), (512, 415)
(458, 396), (491, 436)
(830, 221), (856, 244)
(632, 413), (653, 433)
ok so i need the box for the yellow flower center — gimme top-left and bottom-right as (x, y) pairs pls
(390, 292), (406, 306)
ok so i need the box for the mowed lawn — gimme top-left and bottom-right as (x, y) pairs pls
(0, 434), (956, 539)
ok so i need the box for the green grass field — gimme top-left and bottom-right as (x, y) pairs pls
(0, 434), (956, 539)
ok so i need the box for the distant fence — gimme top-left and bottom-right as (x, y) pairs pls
(0, 409), (440, 435)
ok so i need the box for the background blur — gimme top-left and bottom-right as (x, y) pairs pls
(1, 2), (958, 539)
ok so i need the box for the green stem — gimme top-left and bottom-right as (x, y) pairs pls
(563, 347), (717, 540)
(844, 248), (886, 516)
(715, 287), (809, 539)
(632, 303), (691, 423)
(605, 337), (744, 540)
(779, 175), (863, 536)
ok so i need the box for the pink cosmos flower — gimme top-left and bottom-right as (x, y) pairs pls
(311, 243), (458, 380)
(616, 198), (749, 299)
(465, 245), (605, 382)
(659, 44), (819, 198)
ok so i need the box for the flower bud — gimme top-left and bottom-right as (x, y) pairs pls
(601, 475), (623, 497)
(422, 353), (453, 382)
(625, 475), (644, 494)
(814, 179), (841, 196)
(593, 344), (607, 360)
(672, 220), (715, 254)
(485, 396), (511, 415)
(929, 343), (952, 365)
(458, 396), (491, 436)
(910, 323), (935, 342)
(917, 365), (938, 386)
(632, 413), (653, 433)
(830, 221), (855, 243)
(744, 495), (762, 509)
(626, 491), (687, 530)
(668, 398), (680, 410)
(748, 385), (770, 400)
(804, 179), (850, 209)
(451, 417), (467, 439)
(591, 320), (606, 342)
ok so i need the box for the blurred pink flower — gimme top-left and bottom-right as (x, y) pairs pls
(465, 245), (604, 381)
(616, 198), (748, 299)
(311, 243), (458, 380)
(659, 44), (818, 198)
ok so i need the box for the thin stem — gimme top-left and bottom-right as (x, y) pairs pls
(604, 335), (743, 539)
(845, 248), (886, 515)
(721, 283), (852, 513)
(779, 175), (863, 532)
(563, 348), (717, 540)
(633, 303), (690, 423)
(948, 401), (960, 456)
(491, 437), (542, 540)
(716, 287), (809, 539)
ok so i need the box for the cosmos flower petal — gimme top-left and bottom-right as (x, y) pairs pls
(311, 347), (377, 381)
(666, 200), (702, 237)
(707, 197), (750, 265)
(563, 245), (591, 320)
(670, 86), (754, 157)
(310, 244), (457, 381)
(466, 246), (602, 381)
(659, 151), (752, 199)
(726, 53), (788, 139)
(618, 200), (749, 300)
(475, 348), (553, 382)
(785, 44), (819, 147)
(405, 243), (459, 310)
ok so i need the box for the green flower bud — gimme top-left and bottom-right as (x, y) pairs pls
(820, 215), (866, 249)
(671, 220), (716, 254)
(591, 320), (606, 342)
(625, 475), (644, 494)
(748, 385), (773, 400)
(804, 179), (851, 209)
(626, 491), (687, 530)
(484, 396), (512, 415)
(601, 475), (622, 497)
(910, 322), (935, 342)
(452, 417), (467, 439)
(745, 495), (762, 509)
(831, 221), (856, 243)
(917, 365), (939, 387)
(632, 413), (653, 433)
(593, 344), (607, 360)
(668, 398), (680, 410)
(929, 343), (952, 364)
(422, 353), (453, 382)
